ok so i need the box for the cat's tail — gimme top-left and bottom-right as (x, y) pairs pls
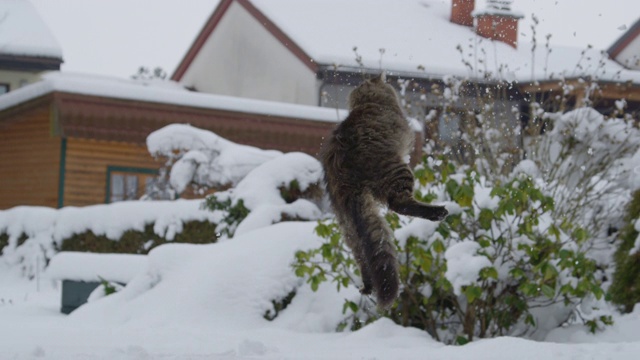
(349, 192), (399, 309)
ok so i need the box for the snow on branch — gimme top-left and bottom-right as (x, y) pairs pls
(146, 124), (282, 194)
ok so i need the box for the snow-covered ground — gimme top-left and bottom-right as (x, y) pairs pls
(1, 219), (640, 359)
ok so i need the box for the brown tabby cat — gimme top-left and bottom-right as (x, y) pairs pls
(320, 74), (448, 309)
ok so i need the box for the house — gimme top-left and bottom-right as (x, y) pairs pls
(171, 0), (640, 127)
(608, 17), (640, 71)
(1, 0), (638, 210)
(0, 0), (63, 94)
(0, 72), (345, 210)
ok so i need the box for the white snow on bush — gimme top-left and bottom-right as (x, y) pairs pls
(147, 124), (282, 192)
(444, 241), (492, 296)
(214, 152), (324, 236)
(67, 221), (347, 331)
(47, 252), (147, 283)
(0, 200), (219, 278)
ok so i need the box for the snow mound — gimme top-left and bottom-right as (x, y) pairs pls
(213, 152), (324, 236)
(68, 221), (347, 332)
(0, 200), (219, 278)
(47, 252), (147, 283)
(147, 124), (282, 192)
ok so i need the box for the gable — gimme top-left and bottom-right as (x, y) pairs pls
(173, 0), (319, 105)
(609, 18), (640, 70)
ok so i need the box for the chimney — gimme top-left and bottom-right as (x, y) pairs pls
(450, 0), (475, 27)
(474, 0), (524, 48)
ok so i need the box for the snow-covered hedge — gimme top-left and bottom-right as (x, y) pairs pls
(146, 124), (282, 196)
(0, 200), (219, 278)
(147, 124), (326, 239)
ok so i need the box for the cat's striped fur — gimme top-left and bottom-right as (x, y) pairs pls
(320, 75), (448, 309)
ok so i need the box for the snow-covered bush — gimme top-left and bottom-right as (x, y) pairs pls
(609, 190), (640, 312)
(293, 156), (609, 343)
(202, 152), (325, 239)
(146, 124), (282, 197)
(0, 200), (218, 279)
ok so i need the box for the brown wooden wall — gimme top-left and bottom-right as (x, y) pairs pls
(0, 104), (61, 209)
(63, 138), (159, 207)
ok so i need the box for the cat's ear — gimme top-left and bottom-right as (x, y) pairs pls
(370, 72), (386, 83)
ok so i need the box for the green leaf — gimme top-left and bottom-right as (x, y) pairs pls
(480, 267), (499, 280)
(542, 263), (559, 281)
(432, 239), (446, 254)
(541, 284), (555, 299)
(478, 209), (494, 230)
(455, 336), (469, 345)
(464, 285), (482, 303)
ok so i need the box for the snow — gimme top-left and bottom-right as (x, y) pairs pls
(250, 0), (640, 84)
(2, 217), (640, 358)
(0, 0), (62, 59)
(444, 241), (492, 295)
(0, 72), (347, 122)
(148, 124), (283, 191)
(0, 200), (219, 279)
(212, 152), (324, 236)
(26, 0), (638, 80)
(47, 252), (147, 284)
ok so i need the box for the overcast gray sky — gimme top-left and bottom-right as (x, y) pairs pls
(30, 0), (638, 79)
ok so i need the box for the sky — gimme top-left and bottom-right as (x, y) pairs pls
(28, 0), (639, 80)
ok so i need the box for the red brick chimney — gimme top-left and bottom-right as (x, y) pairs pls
(474, 0), (524, 48)
(450, 0), (475, 27)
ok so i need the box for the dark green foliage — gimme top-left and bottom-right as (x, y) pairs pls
(60, 220), (217, 254)
(0, 233), (7, 255)
(279, 180), (323, 204)
(609, 190), (640, 313)
(0, 233), (28, 255)
(202, 196), (250, 238)
(264, 290), (296, 321)
(99, 277), (119, 296)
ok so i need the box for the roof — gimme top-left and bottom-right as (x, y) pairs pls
(0, 0), (62, 59)
(175, 0), (640, 85)
(0, 72), (346, 122)
(608, 17), (640, 58)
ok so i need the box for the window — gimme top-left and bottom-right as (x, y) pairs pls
(438, 112), (462, 144)
(0, 83), (10, 95)
(106, 166), (159, 203)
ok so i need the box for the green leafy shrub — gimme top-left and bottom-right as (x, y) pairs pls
(609, 190), (640, 313)
(293, 156), (608, 343)
(202, 196), (250, 238)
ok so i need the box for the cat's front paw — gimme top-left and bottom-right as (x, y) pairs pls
(426, 206), (448, 222)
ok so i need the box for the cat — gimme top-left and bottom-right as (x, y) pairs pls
(320, 74), (448, 309)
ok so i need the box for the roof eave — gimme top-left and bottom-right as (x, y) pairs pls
(0, 54), (62, 72)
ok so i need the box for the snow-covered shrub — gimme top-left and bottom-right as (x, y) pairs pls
(0, 200), (219, 279)
(528, 107), (640, 244)
(202, 152), (324, 239)
(146, 124), (282, 197)
(609, 190), (640, 313)
(293, 156), (608, 343)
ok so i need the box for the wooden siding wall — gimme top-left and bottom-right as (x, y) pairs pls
(0, 105), (61, 209)
(63, 138), (159, 207)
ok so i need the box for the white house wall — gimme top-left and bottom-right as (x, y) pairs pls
(179, 1), (319, 106)
(0, 70), (43, 93)
(615, 37), (640, 70)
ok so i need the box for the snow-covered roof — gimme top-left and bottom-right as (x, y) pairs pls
(0, 72), (345, 122)
(249, 0), (640, 84)
(0, 0), (62, 59)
